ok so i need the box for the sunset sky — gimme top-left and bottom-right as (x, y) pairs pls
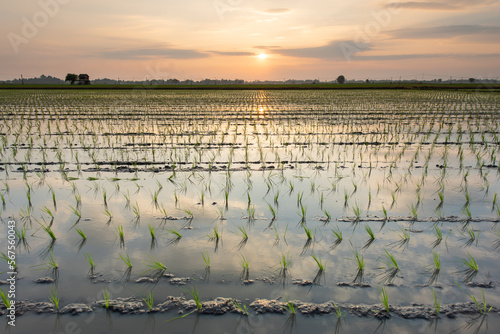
(1, 0), (499, 81)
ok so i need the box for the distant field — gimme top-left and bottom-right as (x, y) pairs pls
(1, 82), (499, 91)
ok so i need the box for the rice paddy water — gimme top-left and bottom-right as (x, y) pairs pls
(1, 89), (500, 333)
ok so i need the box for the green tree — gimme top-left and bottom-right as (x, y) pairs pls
(65, 73), (78, 85)
(337, 75), (346, 84)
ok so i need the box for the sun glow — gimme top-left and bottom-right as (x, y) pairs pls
(257, 53), (268, 60)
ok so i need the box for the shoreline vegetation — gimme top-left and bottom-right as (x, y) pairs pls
(1, 83), (499, 91)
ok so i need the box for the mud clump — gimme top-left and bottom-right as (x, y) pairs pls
(169, 277), (191, 285)
(249, 299), (286, 314)
(135, 277), (157, 283)
(467, 281), (494, 288)
(34, 277), (55, 284)
(337, 282), (372, 288)
(292, 279), (314, 286)
(2, 297), (497, 320)
(92, 297), (144, 314)
(60, 304), (93, 315)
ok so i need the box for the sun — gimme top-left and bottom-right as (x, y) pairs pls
(257, 53), (268, 60)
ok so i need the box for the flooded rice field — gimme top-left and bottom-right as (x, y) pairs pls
(1, 89), (500, 333)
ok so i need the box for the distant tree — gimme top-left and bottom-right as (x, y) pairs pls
(65, 73), (78, 85)
(337, 75), (346, 84)
(469, 78), (476, 83)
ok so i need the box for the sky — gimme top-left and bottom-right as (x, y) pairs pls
(1, 0), (499, 81)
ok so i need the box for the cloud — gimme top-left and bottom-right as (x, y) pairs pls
(388, 25), (500, 39)
(209, 51), (256, 56)
(270, 40), (371, 60)
(386, 0), (497, 10)
(97, 46), (208, 60)
(253, 46), (282, 50)
(355, 52), (500, 61)
(260, 8), (291, 15)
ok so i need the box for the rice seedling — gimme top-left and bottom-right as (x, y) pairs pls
(391, 226), (410, 250)
(143, 291), (154, 311)
(69, 205), (81, 220)
(436, 191), (444, 210)
(184, 209), (194, 219)
(123, 191), (131, 208)
(119, 253), (132, 268)
(240, 255), (249, 271)
(297, 203), (307, 223)
(41, 206), (54, 219)
(103, 288), (111, 309)
(215, 206), (226, 220)
(461, 227), (479, 247)
(0, 192), (5, 209)
(235, 225), (248, 241)
(303, 224), (314, 240)
(102, 189), (108, 208)
(409, 203), (418, 221)
(432, 289), (441, 317)
(283, 296), (296, 315)
(49, 287), (60, 312)
(493, 229), (500, 250)
(116, 225), (125, 242)
(378, 249), (400, 284)
(207, 227), (222, 241)
(268, 203), (277, 221)
(188, 286), (203, 311)
(378, 286), (390, 314)
(455, 283), (492, 314)
(247, 204), (256, 221)
(426, 251), (441, 284)
(274, 190), (280, 206)
(334, 303), (344, 319)
(331, 226), (343, 248)
(311, 253), (326, 272)
(352, 203), (362, 221)
(74, 227), (86, 240)
(322, 209), (331, 222)
(104, 208), (112, 219)
(142, 255), (167, 275)
(279, 252), (292, 272)
(41, 223), (56, 241)
(1, 252), (15, 270)
(462, 205), (472, 221)
(390, 192), (397, 208)
(230, 299), (249, 316)
(85, 253), (95, 272)
(351, 250), (365, 283)
(365, 225), (376, 240)
(150, 189), (160, 208)
(458, 252), (479, 282)
(431, 250), (441, 271)
(47, 251), (59, 270)
(382, 249), (400, 270)
(201, 250), (210, 268)
(0, 289), (11, 309)
(15, 226), (27, 243)
(381, 205), (388, 221)
(148, 224), (157, 240)
(131, 201), (140, 218)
